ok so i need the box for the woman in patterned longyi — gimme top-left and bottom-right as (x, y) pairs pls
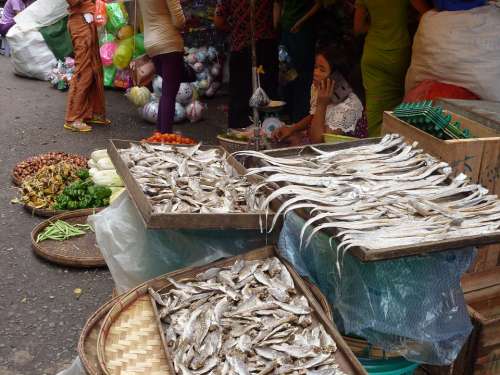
(272, 45), (367, 146)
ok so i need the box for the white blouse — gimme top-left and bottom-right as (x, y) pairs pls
(309, 85), (363, 134)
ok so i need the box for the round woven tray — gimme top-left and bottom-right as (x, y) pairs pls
(31, 209), (106, 268)
(78, 296), (121, 375)
(97, 286), (171, 375)
(217, 135), (254, 153)
(24, 204), (67, 218)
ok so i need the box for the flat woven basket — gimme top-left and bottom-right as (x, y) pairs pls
(217, 135), (254, 153)
(97, 286), (171, 375)
(24, 204), (67, 218)
(78, 296), (121, 375)
(31, 208), (106, 268)
(95, 246), (365, 374)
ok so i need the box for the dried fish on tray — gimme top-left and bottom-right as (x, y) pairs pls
(150, 254), (362, 374)
(239, 134), (500, 261)
(107, 140), (274, 229)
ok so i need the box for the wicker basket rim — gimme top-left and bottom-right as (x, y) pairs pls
(31, 208), (106, 268)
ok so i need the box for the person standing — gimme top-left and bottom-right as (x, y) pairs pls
(64, 0), (107, 132)
(0, 0), (33, 36)
(275, 0), (321, 124)
(139, 0), (185, 134)
(354, 0), (431, 136)
(215, 0), (278, 129)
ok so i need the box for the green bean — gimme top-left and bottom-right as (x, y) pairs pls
(36, 219), (94, 243)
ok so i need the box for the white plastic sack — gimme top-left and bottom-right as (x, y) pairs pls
(406, 5), (500, 101)
(88, 194), (274, 293)
(14, 0), (68, 31)
(7, 25), (57, 80)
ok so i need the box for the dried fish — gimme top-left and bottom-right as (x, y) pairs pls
(244, 134), (500, 252)
(150, 258), (346, 375)
(119, 143), (265, 214)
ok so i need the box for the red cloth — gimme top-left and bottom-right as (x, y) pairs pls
(404, 80), (480, 102)
(215, 0), (276, 52)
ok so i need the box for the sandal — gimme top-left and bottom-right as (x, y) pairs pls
(87, 117), (111, 126)
(64, 121), (92, 132)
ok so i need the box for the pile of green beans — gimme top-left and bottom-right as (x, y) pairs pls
(36, 220), (94, 243)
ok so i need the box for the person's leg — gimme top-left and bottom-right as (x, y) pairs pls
(257, 38), (279, 101)
(156, 52), (183, 133)
(0, 21), (15, 36)
(89, 21), (106, 122)
(228, 48), (252, 129)
(65, 14), (96, 131)
(152, 55), (164, 132)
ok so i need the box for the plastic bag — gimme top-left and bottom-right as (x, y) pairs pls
(118, 25), (134, 40)
(176, 82), (193, 105)
(249, 87), (270, 108)
(100, 32), (116, 46)
(278, 212), (475, 365)
(88, 194), (275, 292)
(174, 102), (187, 123)
(141, 101), (159, 124)
(113, 38), (134, 70)
(106, 2), (128, 34)
(125, 86), (152, 107)
(95, 0), (107, 27)
(113, 69), (132, 90)
(186, 100), (206, 123)
(103, 65), (117, 87)
(13, 0), (67, 31)
(7, 25), (57, 81)
(99, 42), (117, 66)
(132, 33), (145, 58)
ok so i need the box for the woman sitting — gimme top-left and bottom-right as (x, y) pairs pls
(272, 46), (367, 146)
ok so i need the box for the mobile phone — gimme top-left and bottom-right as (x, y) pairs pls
(329, 71), (352, 105)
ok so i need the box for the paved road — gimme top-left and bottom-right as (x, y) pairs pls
(0, 56), (226, 374)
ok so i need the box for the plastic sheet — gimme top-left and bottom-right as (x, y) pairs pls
(55, 357), (85, 375)
(278, 212), (476, 365)
(88, 194), (275, 293)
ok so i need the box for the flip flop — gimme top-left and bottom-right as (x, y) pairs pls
(87, 118), (111, 126)
(64, 122), (92, 132)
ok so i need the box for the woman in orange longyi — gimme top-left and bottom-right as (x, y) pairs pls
(64, 0), (109, 132)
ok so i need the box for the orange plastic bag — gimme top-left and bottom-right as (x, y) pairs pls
(95, 0), (107, 27)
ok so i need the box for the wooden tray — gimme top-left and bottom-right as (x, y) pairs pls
(252, 139), (500, 262)
(107, 139), (274, 230)
(96, 246), (367, 375)
(31, 209), (106, 268)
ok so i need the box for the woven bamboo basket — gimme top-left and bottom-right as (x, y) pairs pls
(78, 296), (121, 375)
(31, 208), (106, 268)
(24, 204), (67, 218)
(96, 246), (366, 375)
(217, 134), (254, 153)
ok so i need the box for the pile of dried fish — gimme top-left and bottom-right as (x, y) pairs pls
(236, 134), (500, 251)
(119, 143), (265, 214)
(150, 257), (345, 375)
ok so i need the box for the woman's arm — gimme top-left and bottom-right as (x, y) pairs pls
(272, 115), (312, 142)
(290, 0), (321, 33)
(353, 4), (369, 35)
(167, 0), (186, 30)
(411, 0), (432, 15)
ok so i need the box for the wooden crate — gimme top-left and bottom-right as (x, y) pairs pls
(383, 111), (500, 272)
(462, 268), (500, 375)
(382, 111), (500, 195)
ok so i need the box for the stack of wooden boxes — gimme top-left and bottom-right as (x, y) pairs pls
(382, 109), (500, 375)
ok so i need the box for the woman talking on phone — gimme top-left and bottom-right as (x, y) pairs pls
(272, 46), (367, 146)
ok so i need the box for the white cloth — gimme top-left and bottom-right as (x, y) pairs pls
(405, 5), (500, 101)
(310, 85), (363, 134)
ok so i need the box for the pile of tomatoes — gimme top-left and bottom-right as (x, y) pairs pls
(142, 132), (197, 145)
